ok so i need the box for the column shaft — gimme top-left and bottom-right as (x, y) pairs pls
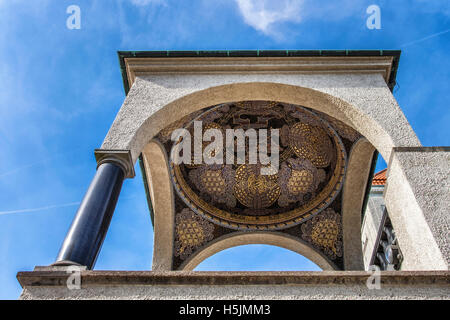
(54, 162), (125, 269)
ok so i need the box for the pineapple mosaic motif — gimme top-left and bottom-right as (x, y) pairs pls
(301, 208), (343, 260)
(288, 122), (334, 168)
(277, 158), (325, 207)
(202, 170), (225, 193)
(174, 208), (214, 260)
(288, 170), (313, 194)
(189, 165), (236, 208)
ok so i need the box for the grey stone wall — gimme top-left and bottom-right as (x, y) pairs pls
(385, 147), (449, 270)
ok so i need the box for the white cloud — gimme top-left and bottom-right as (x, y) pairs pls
(235, 0), (304, 35)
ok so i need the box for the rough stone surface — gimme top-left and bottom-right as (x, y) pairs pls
(20, 285), (450, 300)
(17, 271), (450, 300)
(385, 147), (449, 270)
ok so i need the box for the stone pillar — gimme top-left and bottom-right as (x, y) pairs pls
(384, 147), (449, 270)
(141, 141), (175, 271)
(53, 150), (134, 269)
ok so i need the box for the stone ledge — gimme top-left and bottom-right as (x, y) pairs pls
(17, 270), (450, 288)
(392, 146), (450, 153)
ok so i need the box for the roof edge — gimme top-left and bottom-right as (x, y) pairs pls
(118, 49), (401, 95)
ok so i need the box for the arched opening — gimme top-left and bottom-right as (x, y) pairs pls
(194, 244), (322, 271)
(141, 100), (380, 271)
(111, 80), (424, 271)
(179, 232), (337, 271)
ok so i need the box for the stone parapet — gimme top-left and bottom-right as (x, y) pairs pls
(17, 270), (450, 300)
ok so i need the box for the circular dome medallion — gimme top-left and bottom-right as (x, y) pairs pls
(169, 101), (347, 231)
(234, 164), (281, 209)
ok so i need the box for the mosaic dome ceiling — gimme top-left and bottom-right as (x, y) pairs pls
(160, 101), (348, 231)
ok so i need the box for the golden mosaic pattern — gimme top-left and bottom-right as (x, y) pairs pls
(301, 208), (343, 260)
(187, 122), (225, 168)
(234, 164), (281, 209)
(289, 123), (333, 168)
(202, 170), (225, 193)
(277, 158), (325, 208)
(287, 170), (314, 194)
(189, 165), (236, 208)
(236, 101), (278, 109)
(169, 102), (347, 231)
(174, 208), (214, 260)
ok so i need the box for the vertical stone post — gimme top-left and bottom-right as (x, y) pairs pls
(384, 147), (449, 270)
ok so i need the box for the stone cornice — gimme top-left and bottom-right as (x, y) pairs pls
(118, 50), (401, 94)
(17, 270), (450, 287)
(124, 56), (394, 91)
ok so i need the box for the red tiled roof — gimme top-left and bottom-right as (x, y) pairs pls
(372, 169), (387, 185)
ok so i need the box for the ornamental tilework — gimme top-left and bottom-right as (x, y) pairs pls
(174, 208), (214, 260)
(168, 101), (347, 230)
(301, 208), (343, 260)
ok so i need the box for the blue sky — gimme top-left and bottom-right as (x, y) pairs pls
(0, 0), (448, 299)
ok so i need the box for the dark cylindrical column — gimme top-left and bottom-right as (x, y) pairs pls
(54, 162), (125, 269)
